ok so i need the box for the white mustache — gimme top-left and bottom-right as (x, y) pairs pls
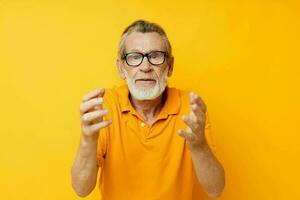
(135, 78), (156, 81)
(134, 76), (157, 81)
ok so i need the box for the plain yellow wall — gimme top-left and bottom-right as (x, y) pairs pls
(0, 0), (299, 199)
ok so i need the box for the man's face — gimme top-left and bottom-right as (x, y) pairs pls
(117, 32), (174, 100)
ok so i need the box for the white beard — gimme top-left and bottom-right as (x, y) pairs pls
(123, 66), (169, 100)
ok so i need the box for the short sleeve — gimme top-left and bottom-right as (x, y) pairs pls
(204, 110), (217, 155)
(96, 88), (111, 168)
(97, 126), (108, 168)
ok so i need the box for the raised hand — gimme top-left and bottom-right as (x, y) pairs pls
(178, 92), (207, 150)
(79, 88), (112, 139)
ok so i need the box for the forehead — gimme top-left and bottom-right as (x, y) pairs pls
(125, 32), (165, 52)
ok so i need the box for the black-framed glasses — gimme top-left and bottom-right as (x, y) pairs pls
(122, 51), (168, 67)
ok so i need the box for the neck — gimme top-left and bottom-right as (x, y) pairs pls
(129, 89), (167, 125)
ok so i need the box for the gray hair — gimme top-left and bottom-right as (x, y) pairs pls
(118, 19), (172, 59)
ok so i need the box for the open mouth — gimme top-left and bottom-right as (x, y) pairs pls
(135, 79), (156, 85)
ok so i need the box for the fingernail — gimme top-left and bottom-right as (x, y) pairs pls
(98, 97), (103, 103)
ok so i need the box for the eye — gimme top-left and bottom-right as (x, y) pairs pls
(133, 54), (141, 59)
(149, 52), (159, 59)
(128, 53), (142, 60)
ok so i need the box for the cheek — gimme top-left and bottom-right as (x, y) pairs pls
(124, 67), (138, 78)
(156, 66), (168, 77)
(153, 70), (161, 79)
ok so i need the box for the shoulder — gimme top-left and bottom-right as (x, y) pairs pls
(169, 86), (209, 113)
(103, 84), (125, 98)
(102, 84), (127, 104)
(101, 84), (130, 116)
(166, 86), (191, 114)
(167, 86), (190, 100)
(169, 86), (192, 100)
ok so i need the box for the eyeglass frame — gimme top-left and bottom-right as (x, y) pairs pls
(121, 50), (169, 67)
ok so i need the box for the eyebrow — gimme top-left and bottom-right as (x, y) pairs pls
(126, 49), (164, 53)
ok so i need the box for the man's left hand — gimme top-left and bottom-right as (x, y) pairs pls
(178, 92), (207, 151)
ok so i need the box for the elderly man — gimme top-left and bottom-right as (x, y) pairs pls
(71, 20), (225, 200)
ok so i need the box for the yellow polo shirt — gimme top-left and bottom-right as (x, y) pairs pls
(97, 84), (217, 200)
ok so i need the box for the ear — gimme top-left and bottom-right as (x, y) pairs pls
(167, 56), (174, 77)
(116, 58), (126, 80)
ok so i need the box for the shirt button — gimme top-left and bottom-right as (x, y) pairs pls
(141, 122), (145, 127)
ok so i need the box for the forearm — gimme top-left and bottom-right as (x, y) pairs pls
(190, 140), (225, 198)
(71, 135), (99, 197)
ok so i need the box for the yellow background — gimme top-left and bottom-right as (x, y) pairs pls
(0, 0), (299, 199)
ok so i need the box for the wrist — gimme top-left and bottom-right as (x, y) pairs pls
(188, 139), (209, 153)
(81, 134), (99, 146)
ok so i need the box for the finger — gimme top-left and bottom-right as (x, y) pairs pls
(182, 115), (199, 132)
(189, 92), (197, 105)
(190, 104), (199, 122)
(80, 97), (103, 115)
(178, 129), (195, 141)
(81, 109), (109, 125)
(189, 92), (206, 112)
(82, 88), (105, 102)
(89, 120), (112, 133)
(190, 104), (205, 123)
(94, 104), (102, 111)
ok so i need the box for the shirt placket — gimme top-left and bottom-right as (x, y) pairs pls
(139, 121), (151, 140)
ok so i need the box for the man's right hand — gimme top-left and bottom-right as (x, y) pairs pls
(79, 88), (112, 139)
(72, 88), (111, 197)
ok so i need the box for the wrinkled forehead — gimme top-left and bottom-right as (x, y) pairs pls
(125, 32), (165, 53)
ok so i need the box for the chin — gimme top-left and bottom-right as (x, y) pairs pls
(130, 85), (166, 101)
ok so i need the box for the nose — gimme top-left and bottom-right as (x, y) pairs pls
(138, 57), (153, 72)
